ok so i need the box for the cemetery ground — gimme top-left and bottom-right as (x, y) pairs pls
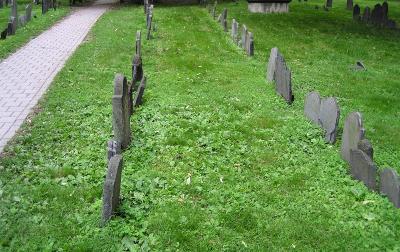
(0, 0), (400, 250)
(0, 0), (70, 59)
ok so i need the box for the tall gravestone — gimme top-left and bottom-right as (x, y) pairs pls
(112, 74), (131, 150)
(346, 0), (353, 10)
(266, 47), (278, 82)
(362, 7), (371, 23)
(304, 91), (321, 125)
(350, 149), (377, 190)
(319, 97), (340, 144)
(380, 168), (400, 208)
(101, 155), (123, 225)
(353, 4), (360, 21)
(340, 112), (365, 163)
(135, 30), (141, 57)
(26, 4), (32, 22)
(274, 52), (293, 104)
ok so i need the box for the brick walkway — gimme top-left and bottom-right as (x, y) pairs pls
(0, 1), (115, 153)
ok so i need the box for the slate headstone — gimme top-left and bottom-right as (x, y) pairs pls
(346, 0), (353, 10)
(112, 74), (131, 150)
(231, 19), (238, 44)
(26, 4), (32, 22)
(353, 4), (360, 21)
(304, 91), (321, 125)
(107, 140), (121, 161)
(362, 6), (371, 23)
(133, 76), (146, 109)
(266, 47), (278, 82)
(319, 97), (340, 144)
(241, 24), (247, 49)
(326, 0), (332, 8)
(371, 4), (383, 26)
(274, 52), (293, 104)
(350, 149), (377, 190)
(358, 138), (373, 160)
(146, 14), (152, 40)
(7, 16), (16, 35)
(135, 30), (141, 57)
(101, 155), (123, 225)
(340, 112), (365, 163)
(1, 28), (7, 39)
(382, 2), (388, 23)
(380, 168), (400, 208)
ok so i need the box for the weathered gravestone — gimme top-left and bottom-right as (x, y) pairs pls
(382, 1), (388, 24)
(133, 76), (147, 109)
(362, 6), (371, 23)
(231, 19), (239, 44)
(146, 14), (152, 40)
(241, 24), (247, 49)
(18, 15), (27, 27)
(326, 0), (332, 8)
(358, 138), (373, 160)
(380, 168), (400, 208)
(112, 74), (131, 150)
(132, 54), (143, 86)
(353, 4), (360, 21)
(350, 149), (377, 190)
(319, 97), (340, 144)
(266, 47), (278, 82)
(304, 91), (321, 125)
(1, 28), (7, 39)
(7, 16), (16, 35)
(11, 0), (17, 22)
(340, 112), (365, 163)
(346, 0), (353, 10)
(107, 140), (121, 161)
(26, 4), (32, 22)
(101, 155), (123, 225)
(274, 52), (293, 104)
(144, 0), (148, 13)
(135, 30), (141, 56)
(246, 32), (254, 56)
(222, 7), (227, 20)
(212, 1), (217, 19)
(371, 4), (383, 26)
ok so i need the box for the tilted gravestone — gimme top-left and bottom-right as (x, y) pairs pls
(319, 97), (340, 144)
(247, 32), (254, 56)
(266, 47), (278, 82)
(107, 140), (121, 161)
(222, 7), (227, 20)
(135, 30), (141, 57)
(358, 138), (373, 160)
(133, 76), (147, 109)
(112, 74), (131, 150)
(241, 24), (247, 49)
(1, 28), (7, 39)
(346, 0), (353, 10)
(353, 4), (360, 21)
(340, 112), (365, 163)
(42, 0), (49, 14)
(212, 2), (217, 19)
(362, 6), (371, 23)
(231, 19), (239, 44)
(274, 52), (293, 104)
(380, 168), (400, 208)
(132, 54), (143, 87)
(304, 91), (321, 125)
(11, 0), (17, 23)
(26, 4), (32, 22)
(7, 16), (17, 35)
(101, 155), (123, 225)
(350, 149), (377, 190)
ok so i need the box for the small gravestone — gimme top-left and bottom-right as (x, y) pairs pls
(133, 76), (146, 109)
(223, 19), (228, 32)
(26, 4), (32, 22)
(357, 139), (373, 160)
(274, 52), (293, 104)
(304, 91), (321, 125)
(362, 6), (371, 23)
(231, 19), (239, 44)
(371, 4), (383, 26)
(107, 140), (121, 161)
(266, 47), (278, 82)
(326, 0), (332, 8)
(350, 149), (377, 190)
(101, 155), (123, 225)
(7, 16), (16, 35)
(340, 112), (365, 163)
(386, 19), (396, 29)
(18, 15), (27, 27)
(146, 14), (152, 40)
(353, 4), (360, 21)
(382, 2), (388, 23)
(380, 168), (400, 208)
(319, 97), (340, 144)
(247, 32), (254, 56)
(346, 0), (353, 10)
(241, 25), (247, 49)
(112, 74), (131, 150)
(135, 30), (141, 57)
(1, 28), (7, 39)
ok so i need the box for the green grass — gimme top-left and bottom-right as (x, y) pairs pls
(1, 1), (400, 251)
(0, 0), (70, 59)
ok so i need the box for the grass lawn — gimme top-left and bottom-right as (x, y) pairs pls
(0, 0), (70, 59)
(0, 0), (399, 250)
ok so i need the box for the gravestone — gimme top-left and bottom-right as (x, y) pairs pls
(353, 4), (360, 21)
(304, 91), (321, 125)
(346, 0), (353, 10)
(133, 76), (147, 109)
(382, 1), (388, 24)
(247, 32), (254, 56)
(371, 4), (383, 26)
(350, 149), (377, 190)
(26, 4), (32, 22)
(326, 0), (332, 8)
(0, 0), (3, 9)
(135, 30), (141, 57)
(1, 28), (7, 39)
(7, 16), (16, 35)
(11, 0), (17, 23)
(107, 140), (121, 161)
(266, 47), (278, 82)
(222, 7), (227, 20)
(340, 112), (365, 163)
(274, 52), (293, 104)
(358, 139), (373, 160)
(380, 168), (400, 208)
(101, 155), (123, 225)
(241, 25), (247, 49)
(362, 6), (370, 23)
(146, 14), (152, 40)
(231, 19), (239, 44)
(42, 0), (48, 14)
(112, 74), (131, 150)
(18, 15), (27, 27)
(319, 97), (340, 144)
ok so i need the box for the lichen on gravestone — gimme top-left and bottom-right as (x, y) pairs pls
(304, 91), (321, 125)
(274, 52), (294, 104)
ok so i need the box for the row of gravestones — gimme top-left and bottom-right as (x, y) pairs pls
(353, 2), (396, 29)
(266, 47), (399, 208)
(101, 30), (147, 225)
(207, 2), (254, 57)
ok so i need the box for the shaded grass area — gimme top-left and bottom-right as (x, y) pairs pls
(0, 1), (399, 251)
(0, 0), (69, 59)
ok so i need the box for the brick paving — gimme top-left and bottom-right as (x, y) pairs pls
(0, 1), (115, 153)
